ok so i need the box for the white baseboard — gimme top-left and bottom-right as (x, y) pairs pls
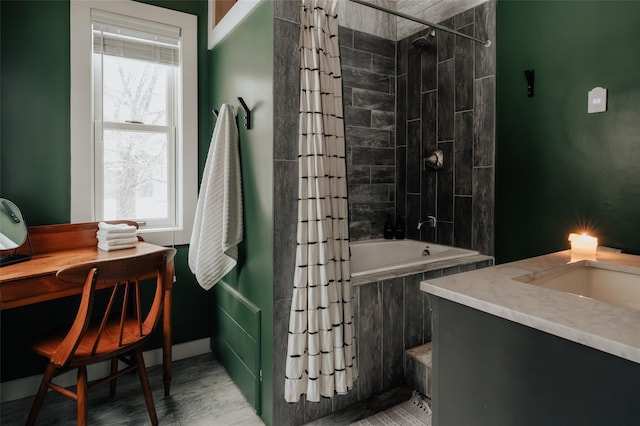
(0, 338), (212, 403)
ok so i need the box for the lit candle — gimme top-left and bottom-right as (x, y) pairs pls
(568, 233), (598, 261)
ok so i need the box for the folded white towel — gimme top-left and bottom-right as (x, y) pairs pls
(97, 236), (139, 251)
(97, 230), (137, 241)
(97, 236), (138, 248)
(98, 221), (137, 234)
(98, 241), (138, 251)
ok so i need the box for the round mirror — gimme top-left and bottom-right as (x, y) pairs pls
(0, 198), (28, 250)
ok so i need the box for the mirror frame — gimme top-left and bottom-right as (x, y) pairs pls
(208, 0), (261, 49)
(0, 198), (32, 267)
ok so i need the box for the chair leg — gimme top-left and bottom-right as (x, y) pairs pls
(26, 363), (57, 426)
(77, 366), (88, 426)
(110, 357), (119, 396)
(134, 349), (158, 426)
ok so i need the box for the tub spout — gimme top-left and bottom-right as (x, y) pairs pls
(417, 216), (437, 230)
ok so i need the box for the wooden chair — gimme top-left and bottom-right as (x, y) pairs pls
(26, 248), (177, 426)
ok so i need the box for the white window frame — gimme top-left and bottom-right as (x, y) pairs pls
(71, 0), (197, 246)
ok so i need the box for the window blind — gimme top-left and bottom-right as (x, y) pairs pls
(92, 9), (180, 66)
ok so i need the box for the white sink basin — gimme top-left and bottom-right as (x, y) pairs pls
(515, 261), (640, 311)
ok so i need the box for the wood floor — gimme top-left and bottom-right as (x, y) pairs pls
(0, 353), (264, 425)
(1, 352), (414, 425)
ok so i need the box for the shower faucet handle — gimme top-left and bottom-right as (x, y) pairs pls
(423, 150), (443, 170)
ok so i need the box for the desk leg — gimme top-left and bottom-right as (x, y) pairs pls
(163, 260), (175, 397)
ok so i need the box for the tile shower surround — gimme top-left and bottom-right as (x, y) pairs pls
(273, 1), (495, 425)
(343, 2), (496, 254)
(340, 27), (397, 241)
(397, 2), (496, 256)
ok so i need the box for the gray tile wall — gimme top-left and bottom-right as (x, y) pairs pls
(274, 2), (303, 425)
(340, 28), (397, 241)
(336, 0), (397, 41)
(396, 1), (496, 255)
(352, 258), (494, 404)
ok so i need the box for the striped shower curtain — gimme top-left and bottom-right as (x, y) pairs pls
(284, 0), (357, 403)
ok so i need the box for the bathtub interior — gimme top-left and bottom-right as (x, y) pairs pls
(350, 239), (478, 277)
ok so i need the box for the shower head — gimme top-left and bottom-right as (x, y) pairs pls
(411, 36), (431, 50)
(411, 30), (435, 50)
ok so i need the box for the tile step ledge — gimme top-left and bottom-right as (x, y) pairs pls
(404, 342), (432, 398)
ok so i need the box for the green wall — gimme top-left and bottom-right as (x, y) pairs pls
(496, 0), (640, 263)
(0, 0), (210, 380)
(0, 0), (70, 222)
(209, 2), (274, 424)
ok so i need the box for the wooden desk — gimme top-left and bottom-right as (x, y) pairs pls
(0, 222), (176, 396)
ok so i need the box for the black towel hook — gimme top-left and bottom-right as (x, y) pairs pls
(524, 69), (534, 97)
(212, 98), (251, 129)
(237, 97), (251, 129)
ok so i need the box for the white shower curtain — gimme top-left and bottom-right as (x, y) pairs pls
(284, 0), (357, 403)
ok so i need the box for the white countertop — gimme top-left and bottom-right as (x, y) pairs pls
(421, 249), (640, 364)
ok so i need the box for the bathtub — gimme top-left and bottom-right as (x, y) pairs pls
(350, 239), (479, 278)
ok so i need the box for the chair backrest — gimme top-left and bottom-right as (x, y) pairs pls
(52, 248), (176, 367)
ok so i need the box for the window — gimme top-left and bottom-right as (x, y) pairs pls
(92, 10), (178, 229)
(71, 0), (197, 246)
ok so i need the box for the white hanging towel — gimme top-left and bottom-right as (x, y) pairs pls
(189, 104), (243, 290)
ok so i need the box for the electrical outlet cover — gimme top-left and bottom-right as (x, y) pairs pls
(588, 87), (607, 113)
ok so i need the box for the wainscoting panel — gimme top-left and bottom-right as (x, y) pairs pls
(213, 281), (261, 414)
